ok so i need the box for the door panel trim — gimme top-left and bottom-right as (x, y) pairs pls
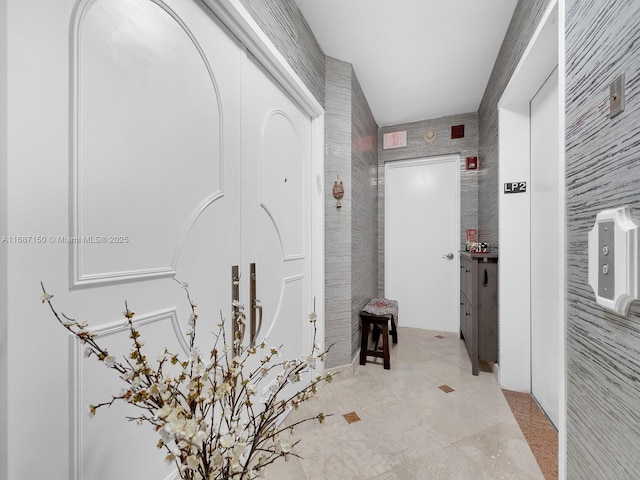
(70, 0), (225, 287)
(70, 308), (184, 480)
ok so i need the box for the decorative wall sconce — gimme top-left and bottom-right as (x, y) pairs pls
(332, 176), (344, 209)
(424, 130), (437, 143)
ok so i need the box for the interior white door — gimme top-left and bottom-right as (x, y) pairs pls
(385, 155), (460, 332)
(72, 1), (243, 479)
(241, 54), (313, 370)
(530, 67), (560, 428)
(5, 1), (315, 479)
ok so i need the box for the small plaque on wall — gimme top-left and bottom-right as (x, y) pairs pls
(383, 130), (407, 149)
(504, 181), (527, 194)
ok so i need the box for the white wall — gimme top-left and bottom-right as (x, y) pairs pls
(6, 1), (74, 477)
(498, 104), (532, 391)
(0, 0), (9, 477)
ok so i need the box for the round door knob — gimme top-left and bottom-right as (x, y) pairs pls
(442, 253), (454, 260)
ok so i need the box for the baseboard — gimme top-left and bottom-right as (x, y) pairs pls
(325, 351), (360, 382)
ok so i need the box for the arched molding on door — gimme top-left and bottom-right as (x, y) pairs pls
(202, 0), (326, 356)
(70, 0), (226, 287)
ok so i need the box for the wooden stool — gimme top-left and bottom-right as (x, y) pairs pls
(359, 313), (392, 370)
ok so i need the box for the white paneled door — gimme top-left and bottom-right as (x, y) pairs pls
(241, 54), (312, 367)
(385, 155), (460, 332)
(4, 0), (316, 479)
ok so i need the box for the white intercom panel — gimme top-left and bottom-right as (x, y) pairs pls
(588, 206), (640, 315)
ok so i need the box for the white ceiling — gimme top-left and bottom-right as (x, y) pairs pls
(295, 0), (518, 127)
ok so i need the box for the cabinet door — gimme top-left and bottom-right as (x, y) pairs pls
(464, 258), (474, 303)
(462, 296), (473, 341)
(460, 291), (467, 335)
(478, 263), (498, 362)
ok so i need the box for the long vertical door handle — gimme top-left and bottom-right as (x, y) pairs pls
(231, 265), (244, 352)
(250, 263), (263, 347)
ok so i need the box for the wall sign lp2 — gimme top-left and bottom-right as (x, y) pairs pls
(504, 181), (527, 194)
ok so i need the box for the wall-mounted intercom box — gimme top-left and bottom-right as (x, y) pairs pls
(588, 206), (640, 315)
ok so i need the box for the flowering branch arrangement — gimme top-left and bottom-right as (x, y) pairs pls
(41, 280), (333, 480)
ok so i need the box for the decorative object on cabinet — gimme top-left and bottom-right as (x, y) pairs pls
(459, 252), (498, 375)
(465, 228), (477, 252)
(332, 175), (344, 209)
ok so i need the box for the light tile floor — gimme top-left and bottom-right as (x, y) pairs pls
(266, 326), (546, 480)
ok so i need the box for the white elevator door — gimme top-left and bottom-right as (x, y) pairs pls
(531, 67), (560, 428)
(385, 155), (460, 332)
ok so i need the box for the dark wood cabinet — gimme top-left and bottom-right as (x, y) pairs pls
(459, 252), (498, 375)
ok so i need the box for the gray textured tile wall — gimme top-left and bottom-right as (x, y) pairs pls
(238, 0), (325, 106)
(477, 0), (552, 252)
(565, 1), (640, 477)
(377, 113), (479, 296)
(324, 57), (353, 368)
(218, 1), (640, 472)
(324, 58), (379, 368)
(350, 69), (378, 359)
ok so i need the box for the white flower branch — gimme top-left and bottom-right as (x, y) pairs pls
(41, 280), (333, 480)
